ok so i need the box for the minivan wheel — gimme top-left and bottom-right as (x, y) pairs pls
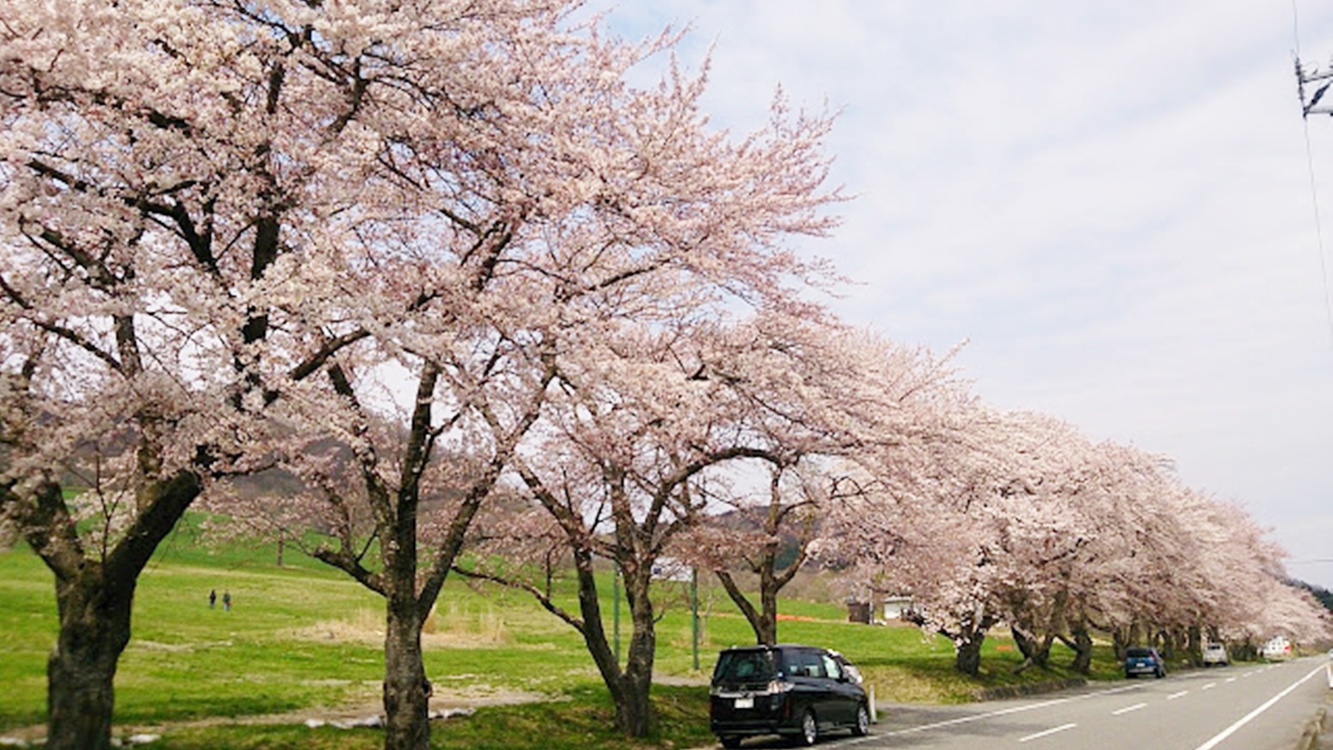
(852, 703), (870, 737)
(720, 736), (742, 749)
(794, 709), (818, 746)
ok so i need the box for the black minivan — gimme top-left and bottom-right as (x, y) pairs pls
(709, 644), (870, 747)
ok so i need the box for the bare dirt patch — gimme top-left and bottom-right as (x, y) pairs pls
(0, 683), (555, 744)
(288, 607), (518, 651)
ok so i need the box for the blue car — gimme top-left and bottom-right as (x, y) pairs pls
(1124, 647), (1166, 678)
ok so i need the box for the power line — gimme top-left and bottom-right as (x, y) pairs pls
(1291, 0), (1333, 348)
(1297, 109), (1333, 347)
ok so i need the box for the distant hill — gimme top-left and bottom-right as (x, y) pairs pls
(1293, 579), (1333, 615)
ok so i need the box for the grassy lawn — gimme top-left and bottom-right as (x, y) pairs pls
(0, 528), (1126, 748)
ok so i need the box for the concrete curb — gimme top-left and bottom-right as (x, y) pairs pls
(972, 677), (1088, 702)
(1296, 707), (1327, 750)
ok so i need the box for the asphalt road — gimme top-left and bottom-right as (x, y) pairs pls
(718, 658), (1333, 750)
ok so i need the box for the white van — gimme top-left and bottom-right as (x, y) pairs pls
(1202, 643), (1229, 666)
(1262, 637), (1292, 660)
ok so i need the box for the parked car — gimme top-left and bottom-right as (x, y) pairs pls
(1202, 643), (1229, 666)
(1124, 647), (1166, 678)
(1262, 637), (1292, 661)
(709, 644), (870, 747)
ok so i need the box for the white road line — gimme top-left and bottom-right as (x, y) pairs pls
(1113, 703), (1147, 715)
(879, 698), (1070, 736)
(1201, 683), (1217, 690)
(1167, 691), (1189, 700)
(1225, 677), (1237, 683)
(878, 683), (1145, 738)
(1191, 664), (1327, 750)
(1082, 685), (1144, 698)
(1019, 723), (1078, 743)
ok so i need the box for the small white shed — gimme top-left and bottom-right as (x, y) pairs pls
(882, 596), (913, 621)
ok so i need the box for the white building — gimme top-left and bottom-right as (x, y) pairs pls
(882, 596), (913, 621)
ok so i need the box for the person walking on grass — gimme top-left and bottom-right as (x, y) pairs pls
(223, 591), (231, 612)
(209, 589), (216, 609)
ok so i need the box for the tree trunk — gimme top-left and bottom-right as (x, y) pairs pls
(757, 573), (779, 646)
(23, 472), (200, 750)
(383, 594), (429, 750)
(1187, 625), (1202, 665)
(1156, 630), (1177, 660)
(615, 568), (657, 737)
(715, 569), (778, 646)
(46, 570), (134, 750)
(1011, 626), (1052, 672)
(1068, 627), (1094, 674)
(379, 471), (429, 750)
(615, 650), (654, 738)
(955, 631), (985, 676)
(1112, 627), (1129, 661)
(1235, 639), (1257, 662)
(558, 551), (657, 737)
(938, 609), (993, 677)
(711, 466), (813, 648)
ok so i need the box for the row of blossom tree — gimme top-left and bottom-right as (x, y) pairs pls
(817, 409), (1332, 675)
(1, 2), (1328, 750)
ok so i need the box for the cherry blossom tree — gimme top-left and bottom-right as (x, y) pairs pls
(455, 309), (912, 736)
(1028, 440), (1172, 671)
(824, 408), (1072, 675)
(828, 472), (999, 675)
(834, 410), (1154, 675)
(0, 0), (416, 743)
(688, 458), (847, 647)
(971, 414), (1090, 672)
(680, 329), (965, 646)
(185, 6), (842, 746)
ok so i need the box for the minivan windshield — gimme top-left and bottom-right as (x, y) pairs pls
(713, 649), (777, 685)
(1125, 648), (1152, 658)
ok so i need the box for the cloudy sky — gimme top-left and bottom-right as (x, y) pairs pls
(590, 1), (1333, 588)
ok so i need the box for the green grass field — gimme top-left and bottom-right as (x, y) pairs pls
(0, 526), (1126, 749)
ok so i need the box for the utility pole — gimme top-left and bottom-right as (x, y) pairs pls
(1296, 56), (1333, 118)
(691, 567), (700, 671)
